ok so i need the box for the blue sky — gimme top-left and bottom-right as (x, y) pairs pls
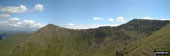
(0, 0), (170, 30)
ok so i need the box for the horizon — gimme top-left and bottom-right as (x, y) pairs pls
(0, 0), (170, 31)
(43, 18), (170, 30)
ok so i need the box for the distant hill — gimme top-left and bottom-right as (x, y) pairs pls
(0, 36), (2, 40)
(9, 19), (170, 56)
(0, 30), (34, 40)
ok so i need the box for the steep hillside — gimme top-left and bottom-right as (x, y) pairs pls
(120, 23), (170, 56)
(11, 19), (170, 56)
(118, 19), (170, 40)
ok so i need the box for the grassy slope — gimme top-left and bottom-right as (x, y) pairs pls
(0, 33), (31, 56)
(121, 23), (170, 56)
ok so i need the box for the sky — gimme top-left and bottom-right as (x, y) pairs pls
(0, 0), (170, 31)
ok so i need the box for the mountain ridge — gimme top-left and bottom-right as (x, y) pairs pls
(43, 19), (170, 30)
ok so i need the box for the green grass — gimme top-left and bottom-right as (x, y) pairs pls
(0, 33), (31, 56)
(121, 24), (170, 56)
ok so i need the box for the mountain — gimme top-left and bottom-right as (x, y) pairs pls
(9, 19), (170, 56)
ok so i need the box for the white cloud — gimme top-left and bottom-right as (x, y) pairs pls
(21, 20), (44, 28)
(93, 17), (104, 20)
(66, 24), (120, 29)
(0, 5), (27, 14)
(0, 14), (11, 19)
(108, 18), (114, 21)
(0, 5), (45, 31)
(9, 17), (20, 21)
(34, 4), (44, 11)
(23, 20), (35, 24)
(144, 16), (151, 20)
(8, 17), (20, 24)
(116, 16), (125, 23)
(66, 23), (75, 26)
(160, 19), (170, 21)
(0, 17), (44, 28)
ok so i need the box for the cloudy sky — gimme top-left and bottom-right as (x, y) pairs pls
(0, 0), (170, 31)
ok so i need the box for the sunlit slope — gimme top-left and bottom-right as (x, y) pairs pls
(0, 33), (31, 56)
(11, 19), (170, 56)
(122, 23), (170, 56)
(11, 24), (92, 56)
